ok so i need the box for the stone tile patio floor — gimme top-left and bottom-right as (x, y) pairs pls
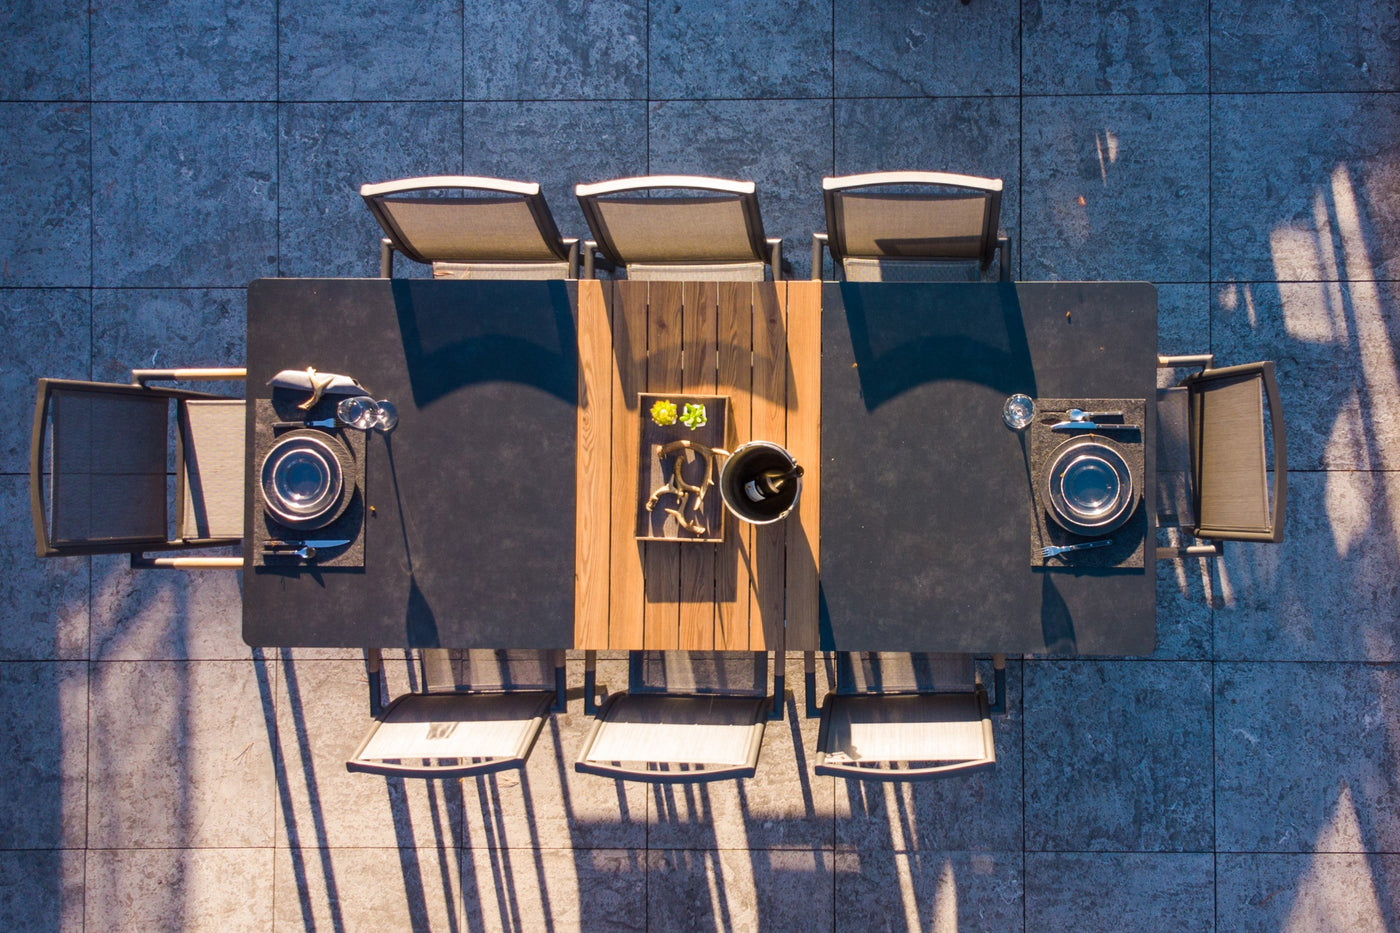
(3, 0), (1400, 929)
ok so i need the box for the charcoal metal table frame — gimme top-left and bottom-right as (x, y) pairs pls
(819, 282), (1158, 655)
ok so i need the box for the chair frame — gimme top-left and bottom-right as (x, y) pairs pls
(812, 171), (1010, 282)
(574, 650), (781, 784)
(1155, 354), (1287, 559)
(360, 175), (579, 279)
(349, 648), (566, 779)
(30, 369), (247, 569)
(574, 175), (783, 280)
(806, 652), (1005, 782)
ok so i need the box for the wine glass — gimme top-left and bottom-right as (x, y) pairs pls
(1003, 394), (1035, 430)
(336, 395), (378, 430)
(372, 400), (398, 432)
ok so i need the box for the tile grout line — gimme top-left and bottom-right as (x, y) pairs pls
(1019, 2), (1028, 922)
(1207, 2), (1219, 925)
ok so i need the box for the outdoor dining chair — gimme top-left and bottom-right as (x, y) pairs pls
(347, 649), (565, 778)
(575, 651), (779, 783)
(30, 369), (247, 569)
(574, 175), (783, 281)
(360, 175), (579, 279)
(810, 652), (1004, 781)
(812, 171), (1011, 282)
(1155, 355), (1287, 559)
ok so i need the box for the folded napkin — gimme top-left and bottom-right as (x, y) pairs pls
(267, 368), (367, 411)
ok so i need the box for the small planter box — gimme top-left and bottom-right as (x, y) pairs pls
(636, 393), (730, 543)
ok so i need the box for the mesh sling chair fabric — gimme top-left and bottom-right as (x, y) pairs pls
(360, 176), (579, 279)
(815, 653), (996, 781)
(1155, 357), (1286, 558)
(574, 175), (782, 281)
(575, 651), (772, 783)
(814, 171), (1010, 282)
(348, 649), (565, 778)
(31, 373), (246, 567)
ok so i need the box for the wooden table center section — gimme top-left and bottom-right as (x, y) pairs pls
(573, 280), (821, 652)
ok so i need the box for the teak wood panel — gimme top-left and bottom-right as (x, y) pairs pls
(574, 280), (821, 650)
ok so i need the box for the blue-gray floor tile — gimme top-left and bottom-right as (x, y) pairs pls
(1024, 660), (1214, 851)
(1216, 663), (1400, 852)
(0, 0), (89, 100)
(0, 289), (89, 473)
(91, 288), (247, 383)
(462, 100), (649, 248)
(1151, 554), (1214, 661)
(1022, 95), (1210, 282)
(278, 102), (462, 278)
(833, 96), (1021, 278)
(92, 0), (277, 101)
(279, 0), (463, 101)
(91, 103), (277, 287)
(1211, 278), (1400, 473)
(0, 662), (86, 849)
(0, 851), (84, 930)
(1156, 282), (1211, 356)
(1026, 852), (1214, 933)
(464, 0), (646, 100)
(648, 99), (833, 280)
(834, 1), (1018, 97)
(1211, 92), (1400, 283)
(833, 851), (1024, 933)
(1217, 853), (1400, 931)
(649, 0), (832, 100)
(0, 104), (90, 288)
(1022, 0), (1209, 94)
(1210, 0), (1400, 92)
(648, 849), (834, 933)
(0, 477), (89, 662)
(1213, 473), (1400, 662)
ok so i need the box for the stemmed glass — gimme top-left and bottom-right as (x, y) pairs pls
(1003, 394), (1035, 430)
(337, 396), (398, 433)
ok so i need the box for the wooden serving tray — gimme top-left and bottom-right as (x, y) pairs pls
(635, 393), (730, 542)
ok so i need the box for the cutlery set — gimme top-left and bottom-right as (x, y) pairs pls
(1049, 408), (1140, 432)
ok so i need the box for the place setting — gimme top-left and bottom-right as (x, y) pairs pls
(253, 368), (396, 568)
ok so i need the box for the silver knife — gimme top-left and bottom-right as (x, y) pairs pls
(264, 538), (353, 549)
(272, 418), (337, 429)
(1051, 421), (1140, 432)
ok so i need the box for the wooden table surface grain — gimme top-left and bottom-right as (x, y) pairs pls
(573, 280), (821, 652)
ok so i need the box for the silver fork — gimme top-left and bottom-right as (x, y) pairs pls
(1041, 539), (1112, 558)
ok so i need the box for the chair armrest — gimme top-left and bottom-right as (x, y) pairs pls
(131, 368), (247, 386)
(1155, 542), (1224, 560)
(582, 240), (617, 280)
(803, 652), (820, 718)
(130, 555), (243, 569)
(811, 233), (828, 281)
(987, 654), (1007, 715)
(564, 237), (580, 280)
(365, 648), (385, 717)
(997, 233), (1012, 282)
(379, 238), (395, 278)
(767, 237), (784, 281)
(1156, 353), (1215, 371)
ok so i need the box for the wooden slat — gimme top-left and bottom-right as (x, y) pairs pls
(643, 280), (684, 649)
(678, 281), (719, 650)
(750, 283), (789, 650)
(714, 282), (753, 650)
(783, 281), (822, 650)
(574, 280), (612, 649)
(608, 281), (648, 650)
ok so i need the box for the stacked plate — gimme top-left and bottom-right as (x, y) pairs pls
(260, 434), (345, 529)
(1043, 437), (1136, 536)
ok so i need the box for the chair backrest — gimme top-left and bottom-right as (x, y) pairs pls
(421, 648), (565, 694)
(574, 650), (772, 783)
(360, 176), (576, 278)
(575, 175), (775, 280)
(33, 378), (246, 559)
(1186, 361), (1286, 542)
(820, 171), (1005, 281)
(816, 652), (995, 780)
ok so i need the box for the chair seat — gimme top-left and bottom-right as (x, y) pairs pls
(348, 690), (555, 778)
(577, 693), (768, 782)
(817, 692), (994, 778)
(179, 399), (245, 540)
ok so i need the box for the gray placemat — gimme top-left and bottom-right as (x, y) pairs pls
(1029, 398), (1146, 569)
(252, 397), (367, 569)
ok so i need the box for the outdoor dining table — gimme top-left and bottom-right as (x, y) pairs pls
(241, 278), (1155, 656)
